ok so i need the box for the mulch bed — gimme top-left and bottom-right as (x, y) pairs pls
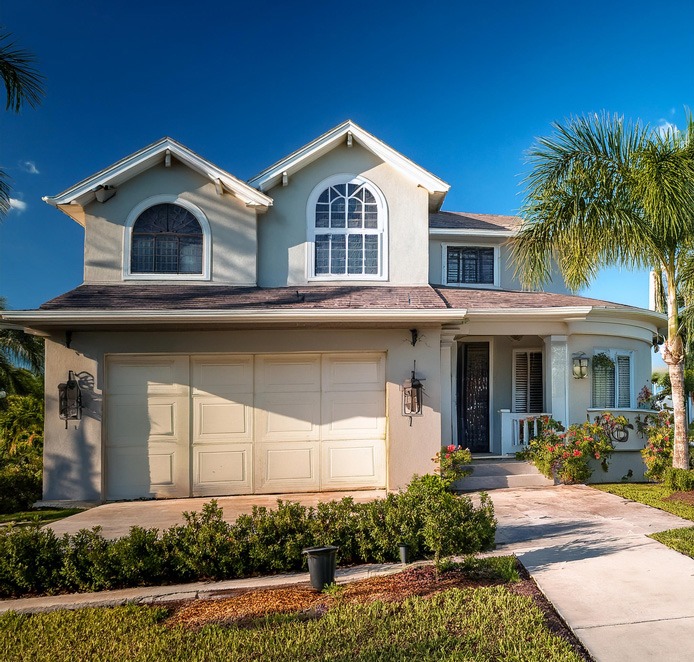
(664, 490), (694, 506)
(165, 563), (592, 660)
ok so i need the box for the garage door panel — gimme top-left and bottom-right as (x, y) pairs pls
(255, 442), (320, 493)
(323, 354), (385, 392)
(321, 440), (386, 489)
(107, 357), (188, 395)
(107, 395), (187, 445)
(106, 445), (185, 499)
(193, 444), (253, 495)
(255, 393), (321, 442)
(192, 356), (253, 396)
(321, 391), (386, 440)
(193, 397), (253, 442)
(256, 356), (320, 392)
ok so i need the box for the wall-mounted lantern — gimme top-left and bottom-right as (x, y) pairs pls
(572, 353), (589, 379)
(58, 371), (82, 426)
(402, 361), (425, 422)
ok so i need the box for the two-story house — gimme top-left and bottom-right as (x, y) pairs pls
(3, 121), (663, 503)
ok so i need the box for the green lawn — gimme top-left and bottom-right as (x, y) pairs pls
(0, 587), (582, 662)
(593, 483), (694, 560)
(0, 508), (84, 526)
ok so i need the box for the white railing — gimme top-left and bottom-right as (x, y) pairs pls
(499, 410), (552, 455)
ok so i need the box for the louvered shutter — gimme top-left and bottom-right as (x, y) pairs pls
(617, 355), (631, 407)
(592, 360), (615, 408)
(514, 352), (529, 412)
(514, 351), (543, 413)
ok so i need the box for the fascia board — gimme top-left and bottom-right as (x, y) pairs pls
(44, 138), (272, 211)
(1, 308), (468, 328)
(249, 120), (450, 197)
(429, 228), (516, 238)
(465, 306), (665, 328)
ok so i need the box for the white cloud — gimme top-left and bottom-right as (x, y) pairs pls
(19, 160), (39, 175)
(8, 198), (27, 213)
(657, 119), (678, 138)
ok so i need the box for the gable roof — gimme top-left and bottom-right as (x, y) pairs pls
(248, 120), (450, 212)
(429, 211), (521, 235)
(43, 137), (274, 225)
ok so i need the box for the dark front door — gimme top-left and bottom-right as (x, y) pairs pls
(458, 342), (490, 453)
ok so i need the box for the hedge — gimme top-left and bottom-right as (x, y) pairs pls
(0, 475), (496, 598)
(663, 468), (694, 492)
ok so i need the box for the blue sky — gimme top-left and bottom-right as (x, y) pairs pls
(1, 0), (693, 313)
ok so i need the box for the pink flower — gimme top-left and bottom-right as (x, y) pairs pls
(447, 444), (456, 452)
(445, 453), (451, 459)
(562, 452), (570, 459)
(594, 453), (600, 459)
(573, 450), (582, 457)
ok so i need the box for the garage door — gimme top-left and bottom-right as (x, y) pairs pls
(105, 353), (386, 499)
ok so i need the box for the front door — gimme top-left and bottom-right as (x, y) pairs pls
(458, 342), (490, 453)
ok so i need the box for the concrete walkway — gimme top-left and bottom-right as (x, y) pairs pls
(490, 485), (694, 662)
(3, 485), (694, 661)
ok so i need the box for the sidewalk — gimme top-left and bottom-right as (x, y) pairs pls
(490, 485), (694, 662)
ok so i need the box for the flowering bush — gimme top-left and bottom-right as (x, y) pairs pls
(518, 415), (616, 484)
(432, 444), (472, 487)
(637, 410), (674, 481)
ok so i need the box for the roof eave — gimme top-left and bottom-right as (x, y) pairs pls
(43, 138), (273, 222)
(249, 120), (450, 205)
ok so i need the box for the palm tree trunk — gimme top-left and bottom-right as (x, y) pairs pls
(664, 275), (689, 469)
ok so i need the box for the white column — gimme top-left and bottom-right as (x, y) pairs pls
(545, 335), (569, 426)
(440, 334), (456, 445)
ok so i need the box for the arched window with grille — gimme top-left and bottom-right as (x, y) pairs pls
(124, 197), (211, 280)
(307, 175), (387, 279)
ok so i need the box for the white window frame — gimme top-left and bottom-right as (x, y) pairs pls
(512, 348), (544, 413)
(123, 195), (212, 281)
(306, 173), (388, 281)
(591, 348), (634, 409)
(441, 242), (500, 288)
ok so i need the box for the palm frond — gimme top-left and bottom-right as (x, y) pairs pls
(0, 31), (44, 112)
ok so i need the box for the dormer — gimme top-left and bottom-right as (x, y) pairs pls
(249, 121), (450, 287)
(43, 138), (272, 286)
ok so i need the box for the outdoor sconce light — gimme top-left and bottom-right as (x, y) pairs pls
(572, 354), (589, 379)
(58, 371), (82, 427)
(402, 361), (425, 423)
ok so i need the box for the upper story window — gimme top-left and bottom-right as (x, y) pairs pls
(592, 350), (633, 409)
(443, 244), (499, 287)
(124, 196), (211, 280)
(307, 175), (387, 280)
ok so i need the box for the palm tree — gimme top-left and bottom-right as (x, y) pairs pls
(0, 298), (43, 395)
(512, 113), (694, 470)
(0, 31), (44, 216)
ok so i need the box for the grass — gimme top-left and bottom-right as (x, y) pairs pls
(0, 586), (582, 661)
(0, 508), (84, 526)
(593, 483), (694, 561)
(591, 483), (694, 521)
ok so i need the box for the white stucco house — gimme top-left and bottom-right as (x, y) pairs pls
(3, 121), (663, 503)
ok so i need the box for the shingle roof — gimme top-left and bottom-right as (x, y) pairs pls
(432, 286), (632, 310)
(429, 211), (521, 232)
(38, 284), (634, 312)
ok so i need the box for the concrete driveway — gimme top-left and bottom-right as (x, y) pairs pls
(489, 485), (694, 662)
(48, 490), (387, 539)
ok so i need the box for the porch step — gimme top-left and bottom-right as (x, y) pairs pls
(456, 460), (554, 491)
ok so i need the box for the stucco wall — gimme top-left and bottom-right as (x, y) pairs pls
(82, 162), (259, 285)
(43, 326), (443, 501)
(258, 143), (430, 287)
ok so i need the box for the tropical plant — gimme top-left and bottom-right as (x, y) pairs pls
(432, 444), (472, 487)
(512, 113), (694, 471)
(0, 30), (44, 216)
(0, 298), (44, 396)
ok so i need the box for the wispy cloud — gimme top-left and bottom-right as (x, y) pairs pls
(19, 160), (39, 175)
(8, 198), (27, 213)
(657, 119), (678, 138)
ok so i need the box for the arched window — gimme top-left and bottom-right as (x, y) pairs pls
(129, 202), (205, 276)
(308, 176), (387, 279)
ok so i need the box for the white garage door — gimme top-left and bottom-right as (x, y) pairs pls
(105, 353), (386, 499)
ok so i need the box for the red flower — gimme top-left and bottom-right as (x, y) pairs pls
(573, 450), (582, 457)
(562, 452), (570, 459)
(447, 444), (456, 451)
(445, 453), (451, 459)
(594, 452), (600, 459)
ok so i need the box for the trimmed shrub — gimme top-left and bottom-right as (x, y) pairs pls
(0, 475), (496, 598)
(664, 468), (694, 492)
